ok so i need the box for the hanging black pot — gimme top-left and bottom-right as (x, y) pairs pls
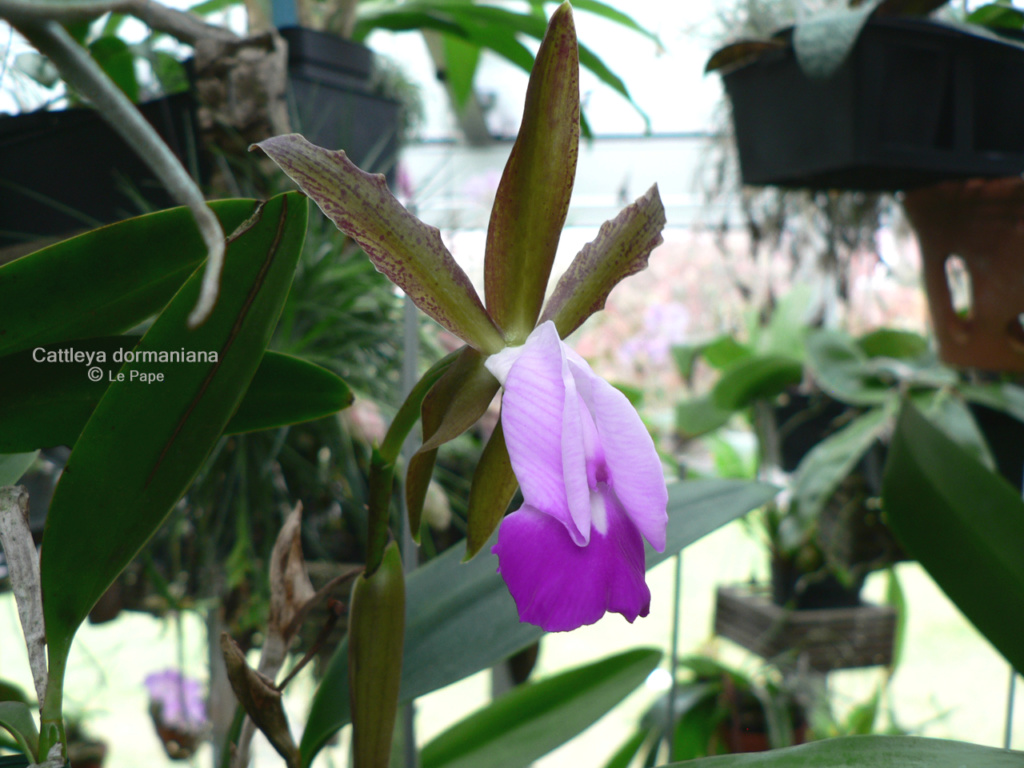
(278, 27), (402, 179)
(720, 17), (1024, 191)
(0, 91), (205, 251)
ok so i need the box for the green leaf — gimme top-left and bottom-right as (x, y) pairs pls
(883, 403), (1024, 673)
(660, 734), (1024, 767)
(539, 186), (666, 339)
(40, 192), (307, 683)
(225, 352), (353, 434)
(805, 330), (891, 406)
(484, 2), (579, 342)
(0, 700), (39, 762)
(675, 396), (732, 439)
(712, 355), (803, 411)
(0, 339), (352, 452)
(603, 730), (648, 768)
(254, 134), (504, 354)
(88, 37), (139, 102)
(702, 336), (753, 370)
(420, 648), (661, 768)
(856, 329), (928, 361)
(0, 453), (38, 486)
(968, 2), (1024, 30)
(441, 33), (481, 110)
(911, 391), (994, 470)
(349, 541), (405, 768)
(298, 479), (777, 766)
(0, 198), (259, 358)
(790, 404), (893, 523)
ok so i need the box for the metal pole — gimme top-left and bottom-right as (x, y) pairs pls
(400, 294), (419, 768)
(665, 553), (683, 761)
(1005, 668), (1017, 749)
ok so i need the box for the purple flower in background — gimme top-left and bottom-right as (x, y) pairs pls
(485, 322), (668, 631)
(144, 669), (207, 731)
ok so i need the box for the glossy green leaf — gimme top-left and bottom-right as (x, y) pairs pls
(225, 351), (353, 433)
(299, 479), (777, 765)
(883, 403), (1024, 673)
(349, 541), (405, 768)
(484, 2), (579, 342)
(254, 134), (503, 353)
(0, 339), (352, 452)
(441, 33), (481, 110)
(40, 192), (307, 683)
(790, 404), (892, 523)
(806, 330), (891, 406)
(712, 355), (803, 411)
(856, 329), (928, 361)
(911, 390), (994, 470)
(0, 701), (38, 762)
(420, 648), (661, 768)
(675, 396), (733, 439)
(0, 453), (37, 486)
(702, 336), (753, 370)
(969, 2), (1024, 30)
(661, 735), (1024, 767)
(88, 37), (139, 102)
(539, 186), (666, 339)
(603, 730), (648, 768)
(0, 199), (259, 359)
(464, 420), (517, 559)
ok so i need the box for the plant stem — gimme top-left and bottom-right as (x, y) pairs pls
(37, 648), (68, 765)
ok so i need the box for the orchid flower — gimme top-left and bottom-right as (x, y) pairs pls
(254, 2), (668, 632)
(485, 321), (667, 631)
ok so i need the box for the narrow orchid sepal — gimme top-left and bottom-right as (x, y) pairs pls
(483, 1), (580, 343)
(540, 184), (666, 339)
(485, 321), (668, 630)
(253, 134), (504, 353)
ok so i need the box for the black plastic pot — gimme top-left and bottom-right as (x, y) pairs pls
(279, 27), (401, 179)
(0, 91), (205, 250)
(770, 557), (864, 610)
(723, 16), (1024, 190)
(0, 755), (31, 767)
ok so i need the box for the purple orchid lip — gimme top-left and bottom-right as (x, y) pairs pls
(486, 321), (668, 631)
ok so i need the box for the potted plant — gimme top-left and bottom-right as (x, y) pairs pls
(607, 654), (809, 763)
(705, 0), (1024, 191)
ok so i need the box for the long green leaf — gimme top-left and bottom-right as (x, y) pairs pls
(789, 403), (893, 522)
(0, 453), (38, 486)
(712, 355), (803, 411)
(0, 701), (38, 762)
(883, 402), (1024, 673)
(298, 478), (777, 765)
(0, 199), (259, 358)
(41, 192), (307, 681)
(660, 735), (1024, 767)
(421, 648), (661, 768)
(0, 340), (352, 452)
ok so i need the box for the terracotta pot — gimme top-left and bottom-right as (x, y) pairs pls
(903, 177), (1024, 371)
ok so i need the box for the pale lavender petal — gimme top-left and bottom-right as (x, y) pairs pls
(569, 356), (668, 551)
(500, 323), (587, 543)
(492, 491), (650, 632)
